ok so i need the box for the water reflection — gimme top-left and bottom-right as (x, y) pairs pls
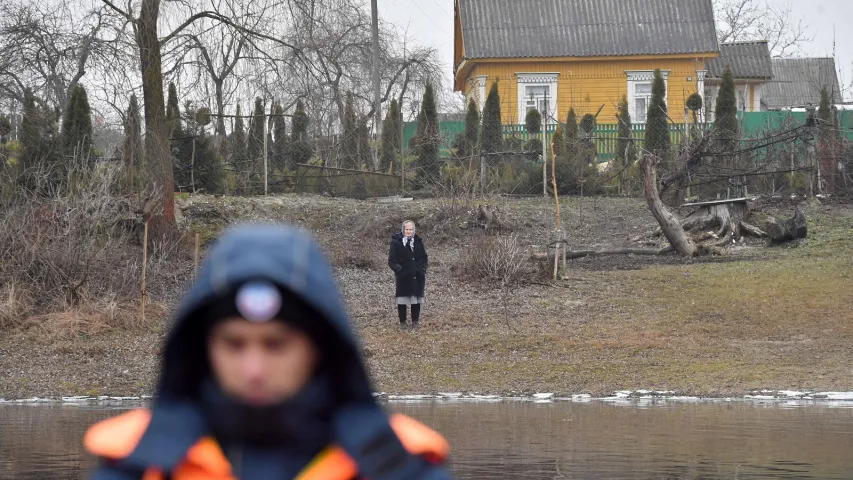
(1, 400), (852, 479)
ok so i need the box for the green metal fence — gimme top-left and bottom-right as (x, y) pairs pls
(402, 111), (853, 164)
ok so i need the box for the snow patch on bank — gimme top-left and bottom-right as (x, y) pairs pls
(3, 390), (853, 406)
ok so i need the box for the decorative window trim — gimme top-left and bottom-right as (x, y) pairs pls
(515, 72), (559, 124)
(696, 70), (707, 122)
(626, 70), (669, 123)
(752, 83), (762, 112)
(476, 75), (487, 111)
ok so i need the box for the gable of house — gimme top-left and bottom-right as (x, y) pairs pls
(455, 0), (718, 64)
(763, 58), (842, 109)
(703, 41), (773, 115)
(705, 41), (772, 80)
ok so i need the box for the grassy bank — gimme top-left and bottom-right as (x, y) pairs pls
(1, 195), (851, 398)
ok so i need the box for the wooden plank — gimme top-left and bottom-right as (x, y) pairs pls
(681, 197), (748, 207)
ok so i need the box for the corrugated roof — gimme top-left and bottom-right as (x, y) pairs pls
(458, 0), (719, 59)
(763, 58), (842, 108)
(705, 41), (772, 79)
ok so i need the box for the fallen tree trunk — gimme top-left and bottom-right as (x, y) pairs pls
(565, 248), (670, 259)
(531, 247), (670, 262)
(641, 155), (698, 256)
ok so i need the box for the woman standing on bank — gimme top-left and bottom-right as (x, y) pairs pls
(388, 220), (428, 328)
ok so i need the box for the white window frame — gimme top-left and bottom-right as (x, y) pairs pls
(736, 85), (749, 112)
(696, 70), (707, 123)
(515, 72), (558, 125)
(704, 85), (717, 123)
(626, 70), (669, 123)
(752, 83), (763, 112)
(476, 75), (487, 112)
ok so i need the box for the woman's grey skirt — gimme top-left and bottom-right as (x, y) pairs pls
(396, 296), (425, 305)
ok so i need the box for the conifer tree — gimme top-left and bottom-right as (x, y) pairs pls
(415, 84), (440, 180)
(380, 99), (400, 173)
(714, 66), (738, 153)
(550, 122), (572, 194)
(0, 115), (11, 145)
(272, 103), (288, 171)
(645, 69), (670, 157)
(171, 101), (191, 190)
(166, 83), (181, 138)
(463, 98), (480, 158)
(480, 82), (503, 156)
(62, 84), (93, 160)
(290, 100), (313, 165)
(525, 108), (542, 158)
(122, 94), (143, 192)
(20, 87), (58, 175)
(615, 95), (635, 167)
(230, 104), (247, 174)
(341, 92), (359, 169)
(564, 108), (579, 159)
(247, 97), (265, 178)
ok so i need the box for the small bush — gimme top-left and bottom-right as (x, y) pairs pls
(457, 233), (527, 285)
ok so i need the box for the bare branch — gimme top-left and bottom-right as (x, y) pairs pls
(101, 0), (134, 23)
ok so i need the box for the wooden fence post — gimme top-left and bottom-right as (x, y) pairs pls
(140, 220), (148, 325)
(194, 233), (201, 278)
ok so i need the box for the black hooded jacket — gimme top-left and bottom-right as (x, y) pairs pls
(88, 224), (451, 480)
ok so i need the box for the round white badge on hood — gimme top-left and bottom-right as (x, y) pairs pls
(236, 281), (282, 322)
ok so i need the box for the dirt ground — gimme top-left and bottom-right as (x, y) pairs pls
(1, 193), (851, 399)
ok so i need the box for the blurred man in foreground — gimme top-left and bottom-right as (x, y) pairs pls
(84, 224), (452, 479)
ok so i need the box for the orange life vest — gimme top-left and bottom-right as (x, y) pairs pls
(84, 408), (450, 480)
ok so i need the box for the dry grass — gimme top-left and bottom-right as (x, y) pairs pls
(357, 201), (853, 397)
(1, 194), (852, 399)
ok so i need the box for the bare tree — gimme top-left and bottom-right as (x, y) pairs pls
(714, 0), (812, 57)
(0, 0), (114, 118)
(258, 0), (442, 168)
(101, 0), (310, 232)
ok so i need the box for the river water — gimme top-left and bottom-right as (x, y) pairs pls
(1, 399), (852, 479)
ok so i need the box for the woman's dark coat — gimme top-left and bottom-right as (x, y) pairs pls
(387, 232), (428, 298)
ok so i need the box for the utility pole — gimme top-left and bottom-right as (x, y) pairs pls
(542, 95), (548, 198)
(399, 96), (405, 194)
(263, 105), (268, 196)
(371, 0), (382, 171)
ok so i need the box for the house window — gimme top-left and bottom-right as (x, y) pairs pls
(626, 70), (668, 123)
(736, 85), (748, 112)
(515, 73), (559, 124)
(525, 85), (550, 116)
(633, 82), (653, 123)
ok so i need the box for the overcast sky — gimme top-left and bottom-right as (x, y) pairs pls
(377, 0), (853, 100)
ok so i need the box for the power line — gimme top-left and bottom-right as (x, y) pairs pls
(408, 0), (449, 35)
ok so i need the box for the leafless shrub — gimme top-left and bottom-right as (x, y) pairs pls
(325, 239), (380, 271)
(0, 157), (153, 329)
(0, 283), (32, 330)
(457, 233), (528, 328)
(460, 233), (527, 283)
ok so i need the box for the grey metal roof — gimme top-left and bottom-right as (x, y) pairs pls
(458, 0), (719, 59)
(705, 41), (772, 80)
(763, 58), (842, 108)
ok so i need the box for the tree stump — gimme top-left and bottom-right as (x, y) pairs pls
(746, 207), (808, 243)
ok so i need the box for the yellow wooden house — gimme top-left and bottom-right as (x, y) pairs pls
(453, 0), (720, 126)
